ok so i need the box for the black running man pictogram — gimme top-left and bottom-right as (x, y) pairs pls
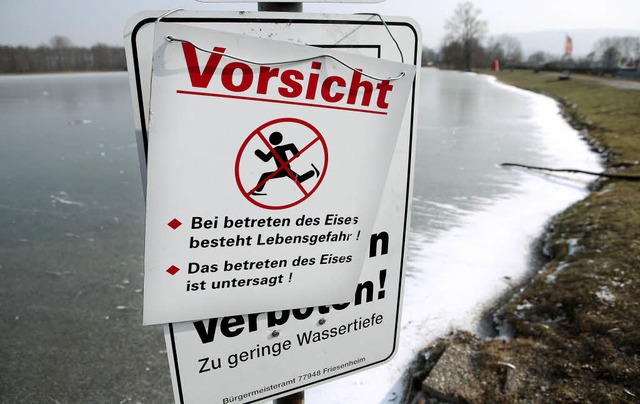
(253, 131), (319, 195)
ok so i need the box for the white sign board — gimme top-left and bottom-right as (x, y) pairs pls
(124, 10), (420, 402)
(143, 23), (414, 325)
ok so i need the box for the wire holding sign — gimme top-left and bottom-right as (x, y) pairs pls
(236, 118), (328, 210)
(165, 35), (406, 82)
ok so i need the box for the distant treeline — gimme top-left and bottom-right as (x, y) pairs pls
(425, 3), (640, 77)
(0, 36), (126, 74)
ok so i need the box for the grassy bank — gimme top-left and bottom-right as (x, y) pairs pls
(410, 71), (640, 402)
(493, 71), (640, 170)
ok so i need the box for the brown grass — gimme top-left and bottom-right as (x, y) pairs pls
(485, 70), (640, 401)
(414, 71), (640, 402)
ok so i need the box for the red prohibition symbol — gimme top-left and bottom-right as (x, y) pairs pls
(235, 118), (328, 210)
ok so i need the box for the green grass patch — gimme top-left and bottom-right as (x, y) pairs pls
(478, 71), (640, 400)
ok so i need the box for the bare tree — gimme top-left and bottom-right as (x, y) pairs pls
(49, 35), (74, 49)
(485, 37), (505, 64)
(617, 37), (640, 59)
(527, 51), (548, 68)
(486, 34), (523, 68)
(421, 47), (440, 66)
(48, 35), (75, 70)
(593, 36), (640, 68)
(440, 41), (465, 68)
(498, 34), (522, 66)
(601, 46), (620, 69)
(443, 2), (488, 71)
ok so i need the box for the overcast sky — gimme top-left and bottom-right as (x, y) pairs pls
(1, 0), (638, 50)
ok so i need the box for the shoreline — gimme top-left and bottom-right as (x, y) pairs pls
(408, 70), (640, 402)
(308, 68), (601, 403)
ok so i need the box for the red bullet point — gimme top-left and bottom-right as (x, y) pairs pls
(168, 218), (182, 229)
(167, 265), (180, 275)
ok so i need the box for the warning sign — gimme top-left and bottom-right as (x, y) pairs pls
(235, 118), (328, 209)
(125, 10), (421, 402)
(140, 23), (415, 325)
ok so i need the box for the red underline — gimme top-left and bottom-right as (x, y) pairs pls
(176, 89), (388, 115)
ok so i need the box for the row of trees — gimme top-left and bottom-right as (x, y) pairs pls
(432, 1), (640, 74)
(522, 36), (640, 74)
(0, 36), (126, 74)
(3, 17), (638, 75)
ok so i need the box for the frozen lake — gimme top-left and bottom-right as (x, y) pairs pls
(311, 68), (601, 402)
(0, 69), (601, 402)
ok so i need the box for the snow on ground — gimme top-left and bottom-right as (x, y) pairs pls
(305, 74), (602, 403)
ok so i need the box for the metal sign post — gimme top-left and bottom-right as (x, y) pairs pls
(274, 390), (305, 404)
(259, 7), (303, 403)
(259, 5), (304, 404)
(258, 2), (303, 12)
